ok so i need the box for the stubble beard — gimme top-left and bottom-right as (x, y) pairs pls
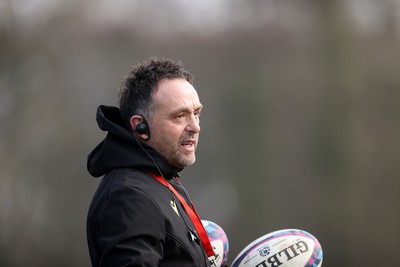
(168, 146), (197, 169)
(150, 133), (198, 169)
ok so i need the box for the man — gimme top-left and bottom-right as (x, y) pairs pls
(86, 58), (216, 267)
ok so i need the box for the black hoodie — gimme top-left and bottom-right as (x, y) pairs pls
(86, 105), (211, 267)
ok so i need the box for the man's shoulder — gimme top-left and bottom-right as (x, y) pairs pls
(105, 167), (163, 194)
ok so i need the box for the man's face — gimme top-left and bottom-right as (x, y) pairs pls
(147, 78), (202, 169)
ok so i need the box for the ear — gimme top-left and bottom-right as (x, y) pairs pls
(130, 115), (150, 141)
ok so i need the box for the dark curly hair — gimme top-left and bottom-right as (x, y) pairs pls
(119, 57), (193, 130)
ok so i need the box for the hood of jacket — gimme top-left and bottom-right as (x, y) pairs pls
(87, 105), (181, 179)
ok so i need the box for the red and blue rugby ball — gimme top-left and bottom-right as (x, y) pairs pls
(231, 229), (323, 267)
(202, 220), (229, 267)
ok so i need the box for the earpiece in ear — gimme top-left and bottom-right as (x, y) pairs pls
(135, 122), (148, 135)
(134, 116), (150, 141)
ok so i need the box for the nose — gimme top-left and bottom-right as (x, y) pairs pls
(186, 114), (201, 133)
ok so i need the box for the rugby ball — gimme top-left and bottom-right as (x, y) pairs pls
(202, 220), (229, 267)
(231, 229), (323, 267)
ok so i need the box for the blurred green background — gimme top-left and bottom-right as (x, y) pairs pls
(1, 0), (400, 266)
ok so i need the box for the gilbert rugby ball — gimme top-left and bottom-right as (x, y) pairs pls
(202, 220), (229, 267)
(231, 229), (323, 267)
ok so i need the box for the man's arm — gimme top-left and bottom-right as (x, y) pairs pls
(97, 187), (165, 267)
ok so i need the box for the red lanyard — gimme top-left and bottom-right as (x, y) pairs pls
(147, 170), (215, 258)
